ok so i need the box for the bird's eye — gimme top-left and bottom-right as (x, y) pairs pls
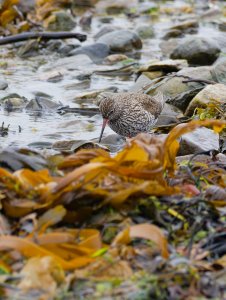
(108, 110), (114, 117)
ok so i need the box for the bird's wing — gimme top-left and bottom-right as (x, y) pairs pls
(141, 92), (165, 118)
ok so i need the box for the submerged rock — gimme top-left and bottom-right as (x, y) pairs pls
(97, 30), (142, 53)
(170, 36), (220, 65)
(179, 127), (219, 155)
(136, 25), (155, 39)
(185, 83), (226, 116)
(0, 78), (8, 90)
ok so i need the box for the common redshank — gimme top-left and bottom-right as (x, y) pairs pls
(98, 91), (165, 142)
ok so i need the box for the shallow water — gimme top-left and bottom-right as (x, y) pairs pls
(0, 0), (225, 150)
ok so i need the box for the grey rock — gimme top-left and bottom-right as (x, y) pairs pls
(94, 25), (121, 40)
(185, 83), (226, 116)
(137, 1), (158, 14)
(156, 103), (182, 126)
(162, 29), (182, 40)
(212, 56), (226, 84)
(69, 43), (110, 63)
(32, 92), (53, 99)
(129, 74), (152, 93)
(46, 40), (63, 51)
(170, 36), (220, 65)
(1, 94), (28, 109)
(46, 10), (76, 31)
(25, 97), (61, 111)
(58, 44), (80, 56)
(138, 59), (188, 74)
(97, 30), (142, 53)
(136, 25), (154, 39)
(0, 148), (47, 171)
(96, 134), (126, 153)
(0, 78), (8, 90)
(179, 127), (219, 155)
(149, 66), (214, 111)
(73, 0), (98, 6)
(98, 17), (114, 24)
(170, 19), (199, 32)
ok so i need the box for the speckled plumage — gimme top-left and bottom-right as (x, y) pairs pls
(98, 92), (165, 141)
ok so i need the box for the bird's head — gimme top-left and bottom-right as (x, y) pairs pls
(97, 93), (120, 142)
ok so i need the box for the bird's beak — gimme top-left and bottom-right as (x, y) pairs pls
(99, 118), (108, 143)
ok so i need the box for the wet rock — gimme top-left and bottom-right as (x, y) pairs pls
(42, 55), (93, 71)
(163, 20), (198, 40)
(138, 59), (188, 74)
(150, 66), (214, 111)
(170, 19), (199, 32)
(94, 25), (121, 40)
(212, 57), (226, 84)
(156, 103), (182, 126)
(39, 70), (64, 83)
(94, 63), (135, 77)
(64, 79), (91, 90)
(75, 87), (118, 102)
(142, 71), (164, 80)
(1, 94), (28, 109)
(162, 29), (182, 40)
(0, 148), (47, 171)
(98, 17), (114, 24)
(58, 44), (79, 56)
(103, 54), (128, 65)
(32, 92), (53, 99)
(138, 2), (158, 14)
(160, 39), (179, 57)
(69, 43), (110, 63)
(28, 142), (53, 149)
(130, 74), (152, 93)
(97, 30), (142, 53)
(46, 40), (63, 51)
(73, 0), (99, 7)
(185, 84), (226, 116)
(52, 140), (108, 153)
(178, 127), (219, 155)
(79, 10), (93, 30)
(44, 10), (76, 31)
(18, 40), (39, 58)
(136, 25), (154, 39)
(26, 97), (61, 111)
(97, 134), (126, 152)
(170, 37), (221, 66)
(0, 78), (8, 90)
(98, 0), (137, 14)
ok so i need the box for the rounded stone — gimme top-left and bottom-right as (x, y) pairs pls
(170, 37), (220, 66)
(97, 30), (142, 53)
